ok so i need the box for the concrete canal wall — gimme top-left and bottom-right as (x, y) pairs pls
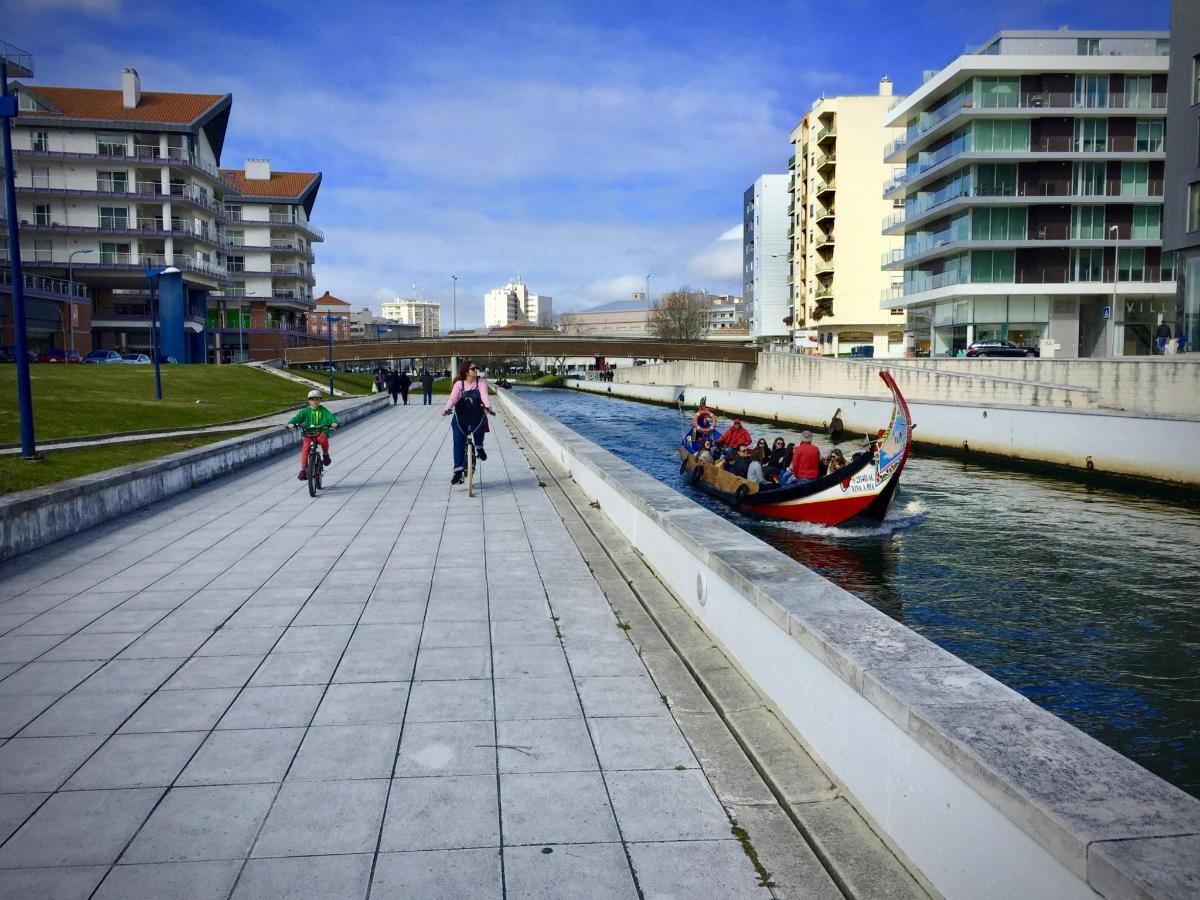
(0, 394), (391, 562)
(590, 367), (1200, 486)
(500, 388), (1200, 900)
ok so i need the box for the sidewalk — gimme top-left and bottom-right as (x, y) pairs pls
(0, 403), (801, 898)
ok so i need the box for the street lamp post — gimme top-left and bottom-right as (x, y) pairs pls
(326, 314), (341, 396)
(645, 274), (651, 311)
(0, 43), (37, 459)
(451, 275), (458, 333)
(66, 248), (93, 355)
(1110, 224), (1120, 357)
(143, 265), (178, 401)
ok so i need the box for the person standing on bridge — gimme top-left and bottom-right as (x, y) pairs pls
(386, 369), (401, 406)
(420, 369), (434, 405)
(443, 360), (495, 484)
(398, 370), (412, 405)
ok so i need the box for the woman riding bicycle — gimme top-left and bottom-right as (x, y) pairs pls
(443, 359), (495, 484)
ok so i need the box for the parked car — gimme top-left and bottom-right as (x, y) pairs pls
(83, 349), (123, 364)
(36, 348), (83, 364)
(121, 353), (152, 365)
(965, 339), (1039, 358)
(0, 346), (37, 364)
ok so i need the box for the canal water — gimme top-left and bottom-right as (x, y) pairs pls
(513, 387), (1200, 799)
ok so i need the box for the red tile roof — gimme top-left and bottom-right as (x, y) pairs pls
(219, 169), (320, 199)
(19, 85), (228, 125)
(314, 292), (350, 306)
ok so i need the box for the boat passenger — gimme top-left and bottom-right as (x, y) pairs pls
(746, 453), (769, 486)
(753, 438), (769, 463)
(728, 446), (753, 478)
(764, 437), (789, 480)
(825, 448), (847, 476)
(781, 431), (821, 485)
(716, 418), (752, 450)
(697, 440), (715, 463)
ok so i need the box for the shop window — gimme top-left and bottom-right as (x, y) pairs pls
(1071, 206), (1105, 239)
(1073, 118), (1108, 152)
(1132, 206), (1161, 240)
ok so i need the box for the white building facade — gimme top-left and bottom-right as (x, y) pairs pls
(381, 298), (441, 337)
(743, 174), (791, 346)
(484, 277), (552, 328)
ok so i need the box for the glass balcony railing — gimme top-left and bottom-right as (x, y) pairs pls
(882, 263), (1176, 301)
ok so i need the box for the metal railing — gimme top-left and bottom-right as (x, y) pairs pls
(0, 266), (88, 299)
(881, 264), (1176, 301)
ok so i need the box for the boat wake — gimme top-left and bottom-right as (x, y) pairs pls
(757, 499), (927, 539)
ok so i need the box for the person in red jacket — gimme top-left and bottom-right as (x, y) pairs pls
(716, 418), (752, 450)
(784, 431), (822, 485)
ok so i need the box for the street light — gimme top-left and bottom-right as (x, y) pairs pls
(1, 41), (37, 459)
(325, 314), (341, 396)
(451, 275), (458, 333)
(66, 248), (93, 356)
(1110, 224), (1120, 357)
(645, 274), (651, 311)
(143, 265), (179, 401)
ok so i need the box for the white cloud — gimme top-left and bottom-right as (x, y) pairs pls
(718, 225), (743, 241)
(10, 0), (120, 16)
(583, 275), (650, 303)
(687, 224), (745, 282)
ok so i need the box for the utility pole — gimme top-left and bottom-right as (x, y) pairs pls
(451, 274), (458, 333)
(326, 314), (340, 396)
(67, 248), (93, 355)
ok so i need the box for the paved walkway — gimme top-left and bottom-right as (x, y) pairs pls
(0, 404), (787, 898)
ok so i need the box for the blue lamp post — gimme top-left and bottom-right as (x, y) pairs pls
(144, 264), (180, 400)
(0, 42), (36, 459)
(325, 314), (341, 396)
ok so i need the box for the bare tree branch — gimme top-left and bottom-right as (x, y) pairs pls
(648, 287), (710, 341)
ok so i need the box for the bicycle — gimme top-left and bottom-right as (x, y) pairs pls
(290, 426), (332, 498)
(452, 408), (482, 497)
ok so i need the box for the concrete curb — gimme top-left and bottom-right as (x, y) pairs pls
(0, 394), (390, 563)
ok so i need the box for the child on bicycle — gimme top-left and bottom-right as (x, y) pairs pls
(443, 359), (494, 484)
(287, 389), (339, 480)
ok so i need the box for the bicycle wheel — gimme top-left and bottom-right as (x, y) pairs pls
(316, 459), (324, 491)
(307, 451), (319, 498)
(465, 439), (475, 497)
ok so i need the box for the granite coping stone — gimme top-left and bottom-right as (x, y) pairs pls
(501, 389), (1200, 900)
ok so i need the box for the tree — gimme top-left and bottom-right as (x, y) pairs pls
(648, 287), (710, 341)
(537, 309), (562, 330)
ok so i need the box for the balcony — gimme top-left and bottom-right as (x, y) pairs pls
(814, 151), (835, 173)
(267, 214), (324, 241)
(815, 178), (835, 199)
(882, 210), (905, 231)
(815, 260), (834, 276)
(816, 125), (836, 146)
(816, 231), (835, 251)
(815, 204), (835, 225)
(14, 178), (224, 215)
(15, 144), (225, 183)
(0, 266), (88, 302)
(880, 264), (1176, 302)
(882, 172), (908, 196)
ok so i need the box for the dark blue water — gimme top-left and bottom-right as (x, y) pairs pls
(515, 387), (1200, 799)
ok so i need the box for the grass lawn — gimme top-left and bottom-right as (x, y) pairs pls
(0, 365), (312, 443)
(0, 431), (251, 497)
(285, 368), (375, 395)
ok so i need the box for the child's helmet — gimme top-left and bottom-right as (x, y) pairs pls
(307, 390), (322, 399)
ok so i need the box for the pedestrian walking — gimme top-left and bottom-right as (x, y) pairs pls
(399, 370), (412, 405)
(386, 369), (400, 405)
(1156, 322), (1171, 354)
(420, 369), (434, 405)
(374, 369), (385, 394)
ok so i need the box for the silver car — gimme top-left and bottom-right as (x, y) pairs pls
(121, 353), (152, 365)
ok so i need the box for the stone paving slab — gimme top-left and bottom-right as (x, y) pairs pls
(0, 402), (822, 897)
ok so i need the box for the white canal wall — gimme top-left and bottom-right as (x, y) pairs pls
(581, 375), (1200, 486)
(500, 389), (1200, 900)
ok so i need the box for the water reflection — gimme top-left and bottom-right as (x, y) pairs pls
(514, 387), (1200, 798)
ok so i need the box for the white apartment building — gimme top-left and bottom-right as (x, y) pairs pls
(743, 174), (790, 346)
(1, 67), (323, 363)
(217, 159), (321, 362)
(484, 277), (552, 328)
(789, 79), (908, 357)
(381, 297), (441, 337)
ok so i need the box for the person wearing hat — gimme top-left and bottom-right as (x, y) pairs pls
(287, 389), (339, 481)
(716, 418), (752, 450)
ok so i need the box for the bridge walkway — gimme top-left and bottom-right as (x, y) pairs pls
(0, 402), (916, 898)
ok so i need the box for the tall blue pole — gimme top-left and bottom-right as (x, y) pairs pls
(1, 60), (37, 458)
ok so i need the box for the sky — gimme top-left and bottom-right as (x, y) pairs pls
(2, 0), (1172, 326)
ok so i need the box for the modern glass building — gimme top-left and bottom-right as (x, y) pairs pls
(1164, 1), (1200, 350)
(882, 32), (1174, 357)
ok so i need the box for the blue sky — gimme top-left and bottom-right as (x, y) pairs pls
(4, 0), (1171, 325)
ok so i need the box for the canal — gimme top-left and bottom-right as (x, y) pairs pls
(513, 387), (1200, 799)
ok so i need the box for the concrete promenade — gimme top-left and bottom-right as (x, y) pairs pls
(0, 404), (862, 898)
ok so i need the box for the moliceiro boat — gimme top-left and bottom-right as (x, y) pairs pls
(678, 372), (913, 526)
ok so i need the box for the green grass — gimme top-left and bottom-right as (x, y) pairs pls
(530, 374), (567, 387)
(0, 365), (312, 443)
(0, 431), (250, 496)
(285, 368), (375, 395)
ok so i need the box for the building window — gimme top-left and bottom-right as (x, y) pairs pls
(96, 171), (128, 193)
(972, 207), (1025, 240)
(226, 229), (244, 246)
(29, 166), (49, 190)
(1072, 161), (1107, 196)
(98, 206), (128, 229)
(1134, 119), (1164, 153)
(1124, 76), (1152, 110)
(975, 76), (1019, 109)
(1071, 248), (1105, 281)
(1075, 75), (1109, 108)
(1073, 118), (1108, 153)
(99, 241), (129, 265)
(1118, 247), (1145, 282)
(1193, 55), (1200, 105)
(975, 163), (1017, 197)
(224, 204), (242, 221)
(973, 119), (1030, 152)
(1131, 206), (1161, 240)
(1071, 206), (1105, 239)
(1189, 182), (1200, 232)
(1077, 38), (1100, 57)
(31, 131), (48, 152)
(96, 135), (127, 157)
(33, 239), (52, 262)
(33, 203), (50, 226)
(1120, 162), (1149, 197)
(18, 92), (37, 111)
(226, 255), (245, 273)
(970, 250), (1015, 283)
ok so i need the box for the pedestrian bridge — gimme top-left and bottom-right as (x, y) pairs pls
(283, 335), (758, 366)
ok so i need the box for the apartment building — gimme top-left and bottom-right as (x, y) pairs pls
(381, 297), (441, 337)
(743, 174), (790, 347)
(882, 32), (1173, 357)
(789, 80), (907, 358)
(484, 277), (552, 328)
(308, 291), (353, 342)
(216, 159), (321, 362)
(4, 69), (232, 360)
(1164, 1), (1200, 351)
